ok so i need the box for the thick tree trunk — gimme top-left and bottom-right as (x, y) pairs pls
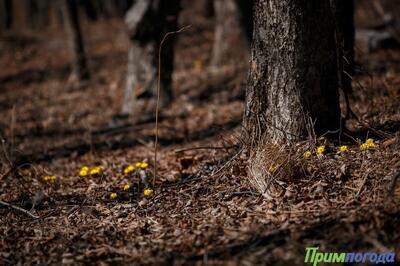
(61, 0), (90, 81)
(243, 0), (341, 144)
(122, 0), (179, 116)
(210, 0), (250, 68)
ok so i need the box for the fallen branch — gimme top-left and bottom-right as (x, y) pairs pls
(0, 200), (40, 219)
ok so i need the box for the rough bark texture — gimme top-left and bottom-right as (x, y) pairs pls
(243, 0), (341, 144)
(122, 0), (179, 116)
(61, 0), (90, 81)
(210, 0), (250, 68)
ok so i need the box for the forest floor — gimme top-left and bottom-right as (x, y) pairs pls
(1, 13), (400, 266)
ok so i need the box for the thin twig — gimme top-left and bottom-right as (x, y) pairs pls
(0, 200), (40, 219)
(153, 25), (191, 187)
(210, 148), (243, 177)
(174, 145), (235, 153)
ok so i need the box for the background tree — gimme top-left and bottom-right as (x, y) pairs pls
(0, 0), (13, 32)
(122, 0), (179, 117)
(336, 0), (355, 118)
(243, 0), (342, 144)
(210, 0), (253, 68)
(61, 0), (90, 81)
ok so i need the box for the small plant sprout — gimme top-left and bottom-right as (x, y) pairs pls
(303, 150), (312, 158)
(316, 145), (325, 155)
(123, 164), (135, 175)
(79, 166), (89, 177)
(123, 184), (130, 191)
(110, 192), (117, 199)
(339, 145), (348, 153)
(90, 166), (104, 176)
(43, 175), (57, 182)
(143, 188), (153, 197)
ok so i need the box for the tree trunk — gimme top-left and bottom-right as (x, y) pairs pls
(243, 0), (341, 144)
(61, 0), (90, 81)
(0, 0), (12, 31)
(122, 0), (179, 116)
(338, 0), (354, 95)
(210, 0), (250, 68)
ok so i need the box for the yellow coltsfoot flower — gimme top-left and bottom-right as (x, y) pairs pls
(339, 145), (348, 153)
(360, 143), (368, 151)
(316, 145), (325, 155)
(43, 175), (57, 182)
(90, 166), (104, 176)
(135, 161), (148, 169)
(123, 165), (135, 175)
(303, 150), (312, 158)
(365, 138), (376, 148)
(79, 166), (89, 177)
(360, 138), (376, 151)
(123, 184), (130, 191)
(140, 162), (148, 169)
(110, 192), (117, 199)
(268, 164), (277, 173)
(143, 188), (153, 197)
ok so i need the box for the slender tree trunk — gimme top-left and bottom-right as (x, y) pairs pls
(243, 0), (341, 144)
(336, 0), (355, 111)
(202, 0), (214, 18)
(122, 0), (179, 116)
(210, 0), (250, 68)
(0, 0), (12, 31)
(61, 0), (90, 81)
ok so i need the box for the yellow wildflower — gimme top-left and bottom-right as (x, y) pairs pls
(360, 143), (368, 151)
(365, 138), (376, 148)
(110, 192), (117, 199)
(79, 166), (89, 177)
(140, 162), (148, 169)
(123, 184), (130, 191)
(123, 165), (135, 175)
(143, 188), (153, 197)
(90, 166), (104, 176)
(316, 145), (325, 155)
(303, 150), (312, 158)
(268, 164), (277, 173)
(43, 175), (57, 182)
(135, 161), (148, 169)
(339, 145), (348, 153)
(360, 138), (376, 151)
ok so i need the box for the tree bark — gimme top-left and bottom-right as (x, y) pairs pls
(243, 0), (341, 144)
(122, 0), (179, 116)
(61, 0), (90, 81)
